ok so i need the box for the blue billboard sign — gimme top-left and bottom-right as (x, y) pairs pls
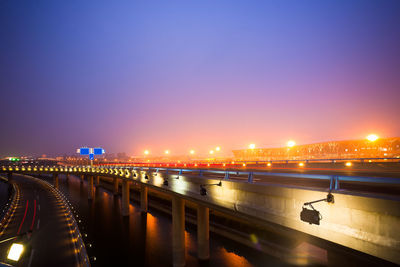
(93, 148), (105, 155)
(80, 148), (90, 155)
(77, 146), (105, 163)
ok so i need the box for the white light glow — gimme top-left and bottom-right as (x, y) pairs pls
(287, 140), (296, 147)
(7, 243), (24, 261)
(366, 134), (379, 142)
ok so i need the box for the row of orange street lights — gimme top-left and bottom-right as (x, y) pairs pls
(142, 147), (221, 156)
(143, 148), (219, 156)
(142, 134), (379, 156)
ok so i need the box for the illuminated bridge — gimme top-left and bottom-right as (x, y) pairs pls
(1, 164), (400, 266)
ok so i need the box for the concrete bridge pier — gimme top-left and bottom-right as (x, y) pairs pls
(121, 180), (130, 216)
(95, 176), (100, 186)
(88, 175), (94, 200)
(113, 178), (119, 195)
(172, 196), (185, 267)
(7, 172), (12, 181)
(141, 184), (148, 213)
(53, 174), (59, 189)
(80, 174), (84, 183)
(66, 174), (69, 181)
(197, 205), (210, 260)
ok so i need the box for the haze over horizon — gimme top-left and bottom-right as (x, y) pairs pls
(1, 0), (399, 157)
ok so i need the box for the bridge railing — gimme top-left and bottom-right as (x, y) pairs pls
(114, 166), (400, 191)
(2, 165), (400, 192)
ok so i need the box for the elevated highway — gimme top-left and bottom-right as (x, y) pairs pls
(0, 173), (89, 266)
(1, 165), (400, 266)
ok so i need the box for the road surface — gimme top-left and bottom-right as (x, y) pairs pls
(0, 174), (81, 266)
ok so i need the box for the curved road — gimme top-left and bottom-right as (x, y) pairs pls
(0, 174), (81, 266)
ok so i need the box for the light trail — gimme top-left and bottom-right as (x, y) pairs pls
(17, 199), (29, 235)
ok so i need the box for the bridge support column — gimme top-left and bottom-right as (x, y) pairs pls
(80, 174), (84, 183)
(113, 178), (119, 195)
(141, 184), (148, 212)
(53, 174), (59, 189)
(66, 174), (69, 181)
(197, 205), (209, 260)
(95, 176), (100, 186)
(172, 196), (185, 267)
(88, 175), (94, 200)
(7, 173), (12, 181)
(121, 180), (130, 216)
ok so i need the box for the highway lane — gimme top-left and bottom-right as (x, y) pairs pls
(241, 165), (400, 178)
(100, 162), (400, 178)
(174, 165), (400, 178)
(160, 167), (400, 196)
(0, 174), (80, 266)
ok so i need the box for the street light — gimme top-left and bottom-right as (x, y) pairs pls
(249, 144), (256, 149)
(165, 150), (170, 155)
(209, 150), (214, 155)
(366, 134), (379, 142)
(215, 147), (221, 151)
(287, 140), (296, 147)
(190, 150), (195, 155)
(144, 150), (149, 155)
(7, 243), (24, 261)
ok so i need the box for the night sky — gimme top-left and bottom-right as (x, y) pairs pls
(1, 0), (399, 157)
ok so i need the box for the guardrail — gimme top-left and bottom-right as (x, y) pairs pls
(2, 165), (400, 192)
(92, 157), (400, 166)
(105, 166), (400, 191)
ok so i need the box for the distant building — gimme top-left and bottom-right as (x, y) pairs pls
(117, 152), (128, 160)
(232, 137), (400, 161)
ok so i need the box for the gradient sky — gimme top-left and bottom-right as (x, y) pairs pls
(1, 0), (399, 157)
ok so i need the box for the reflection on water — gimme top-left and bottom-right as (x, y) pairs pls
(55, 175), (286, 266)
(218, 247), (252, 267)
